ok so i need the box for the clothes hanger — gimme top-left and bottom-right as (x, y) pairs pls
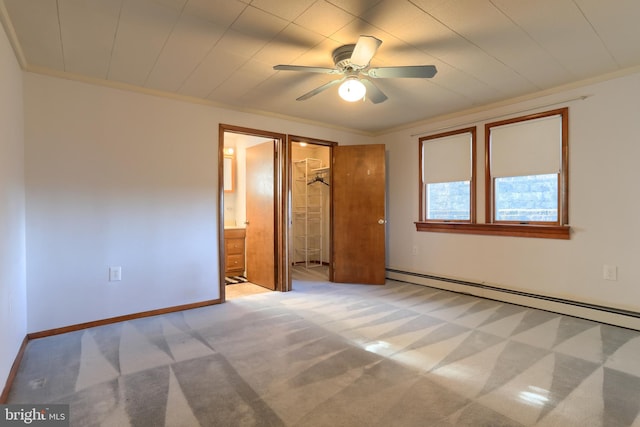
(308, 174), (329, 186)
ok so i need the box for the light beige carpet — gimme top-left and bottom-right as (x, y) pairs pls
(8, 277), (640, 426)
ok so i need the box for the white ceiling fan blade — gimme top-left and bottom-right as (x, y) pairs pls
(361, 79), (388, 104)
(274, 65), (340, 74)
(296, 78), (345, 101)
(350, 35), (382, 67)
(367, 65), (437, 78)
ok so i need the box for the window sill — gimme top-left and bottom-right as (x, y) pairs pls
(414, 222), (571, 239)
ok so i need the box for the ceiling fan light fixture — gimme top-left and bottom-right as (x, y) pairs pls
(338, 77), (366, 102)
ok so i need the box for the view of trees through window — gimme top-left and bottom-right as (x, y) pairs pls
(427, 174), (558, 222)
(494, 174), (558, 222)
(426, 181), (470, 220)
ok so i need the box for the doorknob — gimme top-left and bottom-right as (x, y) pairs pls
(378, 219), (386, 224)
(244, 221), (250, 225)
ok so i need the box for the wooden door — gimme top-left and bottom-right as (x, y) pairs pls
(245, 141), (276, 290)
(332, 144), (386, 284)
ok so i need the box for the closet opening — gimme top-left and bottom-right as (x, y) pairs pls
(289, 136), (336, 284)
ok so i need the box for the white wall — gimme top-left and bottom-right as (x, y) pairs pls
(382, 71), (640, 316)
(23, 73), (370, 333)
(24, 74), (220, 332)
(0, 23), (27, 390)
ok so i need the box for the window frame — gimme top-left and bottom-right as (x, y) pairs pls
(485, 108), (569, 227)
(418, 127), (477, 223)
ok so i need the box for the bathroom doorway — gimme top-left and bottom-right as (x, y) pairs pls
(219, 125), (287, 301)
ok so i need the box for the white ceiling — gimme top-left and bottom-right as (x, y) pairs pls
(2, 0), (639, 134)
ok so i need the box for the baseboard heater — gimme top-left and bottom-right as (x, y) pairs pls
(385, 268), (640, 330)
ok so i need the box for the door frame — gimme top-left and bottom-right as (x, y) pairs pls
(218, 124), (287, 301)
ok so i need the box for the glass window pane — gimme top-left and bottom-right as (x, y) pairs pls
(495, 174), (558, 222)
(427, 181), (470, 220)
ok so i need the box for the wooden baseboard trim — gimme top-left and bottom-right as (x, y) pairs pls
(27, 298), (222, 340)
(0, 335), (28, 403)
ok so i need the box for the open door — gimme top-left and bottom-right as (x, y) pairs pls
(332, 144), (386, 284)
(245, 141), (276, 290)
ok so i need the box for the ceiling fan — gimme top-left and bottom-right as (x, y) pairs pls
(273, 35), (437, 104)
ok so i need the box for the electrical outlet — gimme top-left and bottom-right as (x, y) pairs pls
(603, 265), (617, 281)
(109, 266), (122, 282)
(412, 245), (418, 255)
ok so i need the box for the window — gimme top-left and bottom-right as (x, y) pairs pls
(419, 128), (476, 222)
(486, 108), (568, 226)
(416, 108), (570, 239)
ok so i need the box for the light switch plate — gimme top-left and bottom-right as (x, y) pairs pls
(603, 265), (617, 281)
(109, 266), (122, 281)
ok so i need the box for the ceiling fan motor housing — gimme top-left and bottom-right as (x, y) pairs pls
(333, 44), (363, 72)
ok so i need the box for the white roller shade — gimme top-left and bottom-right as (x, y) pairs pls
(490, 114), (561, 178)
(423, 132), (472, 183)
